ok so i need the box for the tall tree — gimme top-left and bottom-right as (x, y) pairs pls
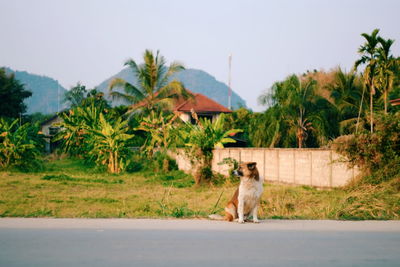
(0, 68), (32, 118)
(63, 83), (87, 108)
(326, 69), (365, 134)
(109, 50), (191, 114)
(258, 75), (337, 148)
(376, 37), (396, 114)
(354, 29), (380, 133)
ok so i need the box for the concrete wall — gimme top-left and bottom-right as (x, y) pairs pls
(172, 148), (359, 188)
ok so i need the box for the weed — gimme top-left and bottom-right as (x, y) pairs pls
(145, 170), (194, 188)
(49, 199), (64, 203)
(82, 197), (119, 204)
(41, 174), (124, 184)
(0, 158), (398, 220)
(26, 209), (53, 217)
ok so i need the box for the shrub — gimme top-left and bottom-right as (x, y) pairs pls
(0, 118), (43, 171)
(55, 106), (135, 173)
(333, 112), (400, 184)
(126, 151), (178, 173)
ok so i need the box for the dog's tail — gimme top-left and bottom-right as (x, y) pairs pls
(208, 214), (225, 220)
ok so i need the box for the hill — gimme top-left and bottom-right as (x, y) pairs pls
(96, 68), (247, 109)
(3, 67), (246, 114)
(3, 67), (67, 114)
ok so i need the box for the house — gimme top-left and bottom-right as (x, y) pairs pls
(173, 91), (232, 123)
(389, 98), (400, 106)
(173, 92), (247, 147)
(131, 90), (232, 123)
(40, 114), (63, 153)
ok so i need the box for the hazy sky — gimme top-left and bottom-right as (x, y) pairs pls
(1, 0), (399, 111)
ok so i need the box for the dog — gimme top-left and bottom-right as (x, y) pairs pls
(224, 161), (263, 223)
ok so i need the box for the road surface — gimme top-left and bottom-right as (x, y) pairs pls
(0, 218), (399, 266)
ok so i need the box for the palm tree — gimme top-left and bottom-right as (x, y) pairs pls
(258, 75), (337, 148)
(354, 29), (380, 133)
(326, 69), (365, 134)
(109, 50), (191, 114)
(376, 37), (396, 114)
(250, 106), (287, 148)
(63, 83), (87, 107)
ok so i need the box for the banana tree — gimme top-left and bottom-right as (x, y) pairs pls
(136, 111), (179, 154)
(54, 104), (101, 157)
(87, 113), (134, 174)
(0, 118), (42, 169)
(181, 112), (242, 184)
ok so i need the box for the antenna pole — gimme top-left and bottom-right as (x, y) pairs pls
(228, 53), (232, 110)
(57, 82), (60, 112)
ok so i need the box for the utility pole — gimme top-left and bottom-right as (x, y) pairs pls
(57, 82), (60, 112)
(228, 53), (232, 110)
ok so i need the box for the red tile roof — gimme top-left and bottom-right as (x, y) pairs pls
(174, 92), (232, 113)
(389, 98), (400, 106)
(131, 90), (232, 113)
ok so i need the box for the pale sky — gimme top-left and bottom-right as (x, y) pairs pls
(1, 0), (399, 111)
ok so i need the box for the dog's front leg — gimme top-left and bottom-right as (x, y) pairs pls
(238, 197), (245, 223)
(252, 204), (259, 223)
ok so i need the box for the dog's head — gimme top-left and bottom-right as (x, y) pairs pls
(233, 162), (259, 181)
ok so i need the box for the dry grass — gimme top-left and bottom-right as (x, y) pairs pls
(0, 159), (398, 220)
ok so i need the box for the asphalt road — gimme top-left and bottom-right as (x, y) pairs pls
(0, 219), (399, 267)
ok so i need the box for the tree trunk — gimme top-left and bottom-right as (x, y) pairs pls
(370, 84), (374, 134)
(109, 151), (114, 173)
(297, 128), (304, 148)
(115, 151), (119, 174)
(162, 158), (169, 172)
(384, 90), (388, 115)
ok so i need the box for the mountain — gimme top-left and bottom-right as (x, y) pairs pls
(3, 67), (67, 114)
(4, 67), (246, 114)
(96, 68), (246, 109)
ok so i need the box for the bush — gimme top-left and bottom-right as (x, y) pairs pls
(126, 151), (178, 173)
(55, 106), (136, 174)
(0, 118), (44, 171)
(333, 112), (400, 184)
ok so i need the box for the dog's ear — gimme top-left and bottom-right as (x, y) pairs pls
(247, 162), (257, 170)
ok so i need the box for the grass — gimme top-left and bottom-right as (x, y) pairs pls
(0, 158), (399, 219)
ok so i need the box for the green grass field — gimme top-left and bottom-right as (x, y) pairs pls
(0, 158), (399, 220)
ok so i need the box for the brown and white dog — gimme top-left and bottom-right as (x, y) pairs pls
(225, 162), (263, 223)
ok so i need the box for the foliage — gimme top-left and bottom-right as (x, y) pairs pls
(3, 67), (68, 115)
(179, 112), (242, 184)
(354, 29), (398, 132)
(333, 112), (400, 184)
(0, 68), (32, 118)
(375, 36), (396, 114)
(0, 118), (43, 171)
(64, 83), (110, 110)
(127, 151), (178, 174)
(224, 107), (253, 145)
(136, 111), (180, 157)
(325, 68), (366, 134)
(109, 50), (191, 114)
(87, 113), (134, 174)
(54, 105), (101, 157)
(63, 83), (87, 107)
(24, 112), (54, 125)
(55, 105), (135, 173)
(258, 75), (338, 148)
